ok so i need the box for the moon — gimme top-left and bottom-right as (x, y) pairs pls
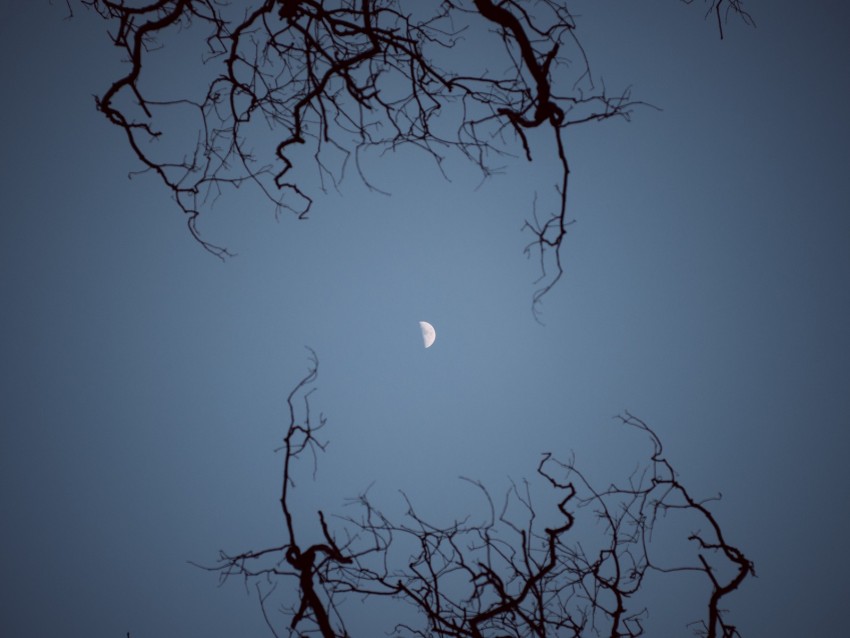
(419, 321), (436, 348)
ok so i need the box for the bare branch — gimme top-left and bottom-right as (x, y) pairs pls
(203, 353), (752, 637)
(77, 0), (751, 315)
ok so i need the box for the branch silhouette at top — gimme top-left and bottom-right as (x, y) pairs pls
(81, 0), (753, 317)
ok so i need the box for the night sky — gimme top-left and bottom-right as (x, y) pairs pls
(2, 1), (849, 636)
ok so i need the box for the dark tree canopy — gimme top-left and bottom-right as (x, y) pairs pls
(198, 353), (753, 638)
(80, 0), (752, 315)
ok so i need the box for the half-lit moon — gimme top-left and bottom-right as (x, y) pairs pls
(419, 321), (436, 348)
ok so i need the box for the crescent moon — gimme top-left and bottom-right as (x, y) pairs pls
(419, 321), (436, 348)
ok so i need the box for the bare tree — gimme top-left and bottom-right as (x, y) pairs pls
(78, 0), (752, 316)
(201, 353), (753, 638)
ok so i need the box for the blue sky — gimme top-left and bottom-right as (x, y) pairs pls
(1, 1), (849, 636)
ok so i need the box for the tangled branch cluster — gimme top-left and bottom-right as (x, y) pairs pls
(82, 0), (750, 314)
(202, 357), (753, 638)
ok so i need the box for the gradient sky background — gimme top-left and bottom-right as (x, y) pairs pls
(2, 1), (849, 636)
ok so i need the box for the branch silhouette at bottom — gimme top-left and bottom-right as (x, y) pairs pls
(199, 352), (753, 638)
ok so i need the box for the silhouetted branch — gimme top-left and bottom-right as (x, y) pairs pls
(201, 354), (752, 637)
(194, 349), (350, 637)
(78, 0), (752, 315)
(682, 0), (755, 40)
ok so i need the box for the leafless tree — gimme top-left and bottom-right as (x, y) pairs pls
(78, 0), (752, 316)
(200, 353), (753, 638)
